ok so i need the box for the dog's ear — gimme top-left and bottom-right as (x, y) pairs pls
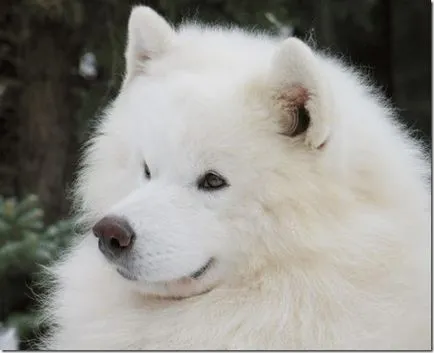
(269, 38), (336, 150)
(123, 6), (175, 87)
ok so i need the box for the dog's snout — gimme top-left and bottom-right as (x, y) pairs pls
(93, 216), (135, 257)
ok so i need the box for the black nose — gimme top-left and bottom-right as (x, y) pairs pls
(92, 216), (135, 258)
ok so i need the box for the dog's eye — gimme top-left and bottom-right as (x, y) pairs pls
(143, 162), (151, 179)
(197, 171), (228, 191)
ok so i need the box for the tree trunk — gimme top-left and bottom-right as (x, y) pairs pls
(313, 0), (335, 48)
(390, 0), (431, 142)
(17, 19), (79, 222)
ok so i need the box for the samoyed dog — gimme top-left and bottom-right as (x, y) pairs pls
(40, 6), (431, 350)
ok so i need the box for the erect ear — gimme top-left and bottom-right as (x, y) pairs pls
(122, 6), (175, 87)
(269, 37), (336, 150)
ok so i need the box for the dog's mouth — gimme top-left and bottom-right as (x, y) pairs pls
(116, 257), (215, 282)
(190, 258), (214, 279)
(117, 267), (138, 281)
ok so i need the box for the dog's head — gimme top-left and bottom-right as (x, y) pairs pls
(76, 6), (342, 298)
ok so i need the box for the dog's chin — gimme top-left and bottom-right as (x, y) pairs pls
(116, 258), (219, 299)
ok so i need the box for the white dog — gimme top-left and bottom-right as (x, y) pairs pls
(40, 6), (431, 350)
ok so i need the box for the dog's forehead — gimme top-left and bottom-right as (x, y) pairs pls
(113, 72), (274, 171)
(125, 72), (268, 141)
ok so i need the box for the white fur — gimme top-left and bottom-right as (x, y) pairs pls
(0, 326), (18, 350)
(40, 6), (431, 350)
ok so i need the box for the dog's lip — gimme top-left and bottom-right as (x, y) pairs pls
(190, 258), (215, 279)
(117, 267), (137, 281)
(115, 258), (215, 282)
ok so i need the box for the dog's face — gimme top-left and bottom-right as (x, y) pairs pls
(89, 76), (282, 298)
(76, 7), (337, 298)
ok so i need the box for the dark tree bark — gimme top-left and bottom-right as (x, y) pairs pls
(390, 0), (431, 143)
(314, 0), (335, 48)
(17, 18), (80, 222)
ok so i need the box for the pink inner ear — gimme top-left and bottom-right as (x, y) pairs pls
(277, 85), (311, 137)
(278, 85), (309, 111)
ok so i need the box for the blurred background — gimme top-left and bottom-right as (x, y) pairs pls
(0, 0), (431, 349)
